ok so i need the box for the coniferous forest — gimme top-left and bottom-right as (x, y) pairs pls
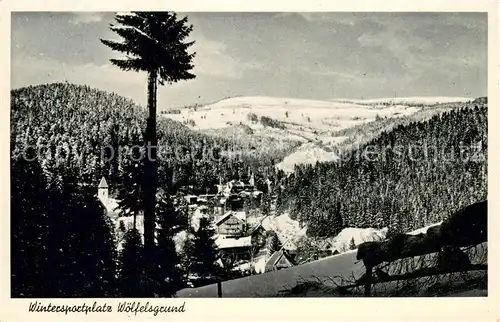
(278, 106), (487, 237)
(10, 83), (285, 297)
(11, 83), (282, 195)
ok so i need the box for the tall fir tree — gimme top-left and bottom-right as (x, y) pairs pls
(101, 12), (196, 252)
(349, 237), (357, 250)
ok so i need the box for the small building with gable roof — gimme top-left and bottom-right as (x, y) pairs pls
(215, 211), (247, 236)
(264, 249), (295, 272)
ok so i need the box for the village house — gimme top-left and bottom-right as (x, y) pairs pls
(248, 224), (268, 248)
(264, 249), (296, 272)
(277, 235), (299, 255)
(216, 235), (253, 266)
(215, 211), (253, 263)
(215, 211), (247, 236)
(247, 216), (273, 248)
(215, 235), (252, 253)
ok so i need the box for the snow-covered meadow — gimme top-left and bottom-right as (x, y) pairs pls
(162, 96), (470, 172)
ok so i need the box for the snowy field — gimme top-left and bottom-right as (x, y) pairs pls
(163, 96), (421, 132)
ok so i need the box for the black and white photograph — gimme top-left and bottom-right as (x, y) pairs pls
(9, 10), (491, 301)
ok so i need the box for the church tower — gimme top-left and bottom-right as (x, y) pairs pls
(98, 177), (109, 204)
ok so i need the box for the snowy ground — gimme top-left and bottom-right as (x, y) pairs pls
(176, 240), (486, 298)
(406, 222), (443, 235)
(276, 143), (340, 172)
(176, 249), (364, 297)
(176, 221), (465, 297)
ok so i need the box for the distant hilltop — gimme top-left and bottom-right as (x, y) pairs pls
(330, 96), (472, 106)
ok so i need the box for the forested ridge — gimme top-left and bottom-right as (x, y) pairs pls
(277, 105), (487, 237)
(11, 83), (280, 194)
(10, 82), (258, 297)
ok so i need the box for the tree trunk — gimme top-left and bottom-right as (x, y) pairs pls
(134, 186), (141, 230)
(143, 69), (158, 252)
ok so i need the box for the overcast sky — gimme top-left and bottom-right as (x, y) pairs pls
(11, 12), (487, 109)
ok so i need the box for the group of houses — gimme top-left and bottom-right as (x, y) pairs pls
(184, 176), (299, 273)
(95, 175), (300, 274)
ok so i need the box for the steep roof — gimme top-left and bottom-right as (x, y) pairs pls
(215, 211), (246, 226)
(264, 249), (294, 271)
(98, 177), (108, 188)
(277, 234), (298, 251)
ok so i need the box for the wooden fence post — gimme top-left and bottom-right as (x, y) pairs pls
(364, 266), (372, 296)
(217, 278), (222, 298)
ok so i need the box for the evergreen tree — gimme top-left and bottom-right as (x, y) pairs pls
(115, 142), (145, 229)
(265, 231), (281, 257)
(118, 228), (147, 297)
(58, 192), (118, 297)
(146, 191), (187, 297)
(119, 220), (126, 232)
(12, 153), (118, 297)
(295, 236), (318, 263)
(107, 121), (121, 187)
(11, 156), (51, 297)
(101, 11), (197, 252)
(349, 237), (357, 250)
(329, 201), (344, 237)
(183, 218), (220, 287)
(261, 192), (271, 216)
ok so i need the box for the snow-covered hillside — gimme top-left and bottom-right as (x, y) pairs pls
(329, 227), (388, 253)
(161, 96), (431, 171)
(164, 96), (419, 132)
(276, 143), (340, 172)
(331, 96), (471, 106)
(262, 213), (307, 245)
(176, 249), (364, 297)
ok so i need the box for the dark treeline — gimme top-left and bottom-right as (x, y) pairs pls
(11, 155), (118, 297)
(277, 106), (487, 237)
(11, 152), (224, 297)
(11, 83), (282, 195)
